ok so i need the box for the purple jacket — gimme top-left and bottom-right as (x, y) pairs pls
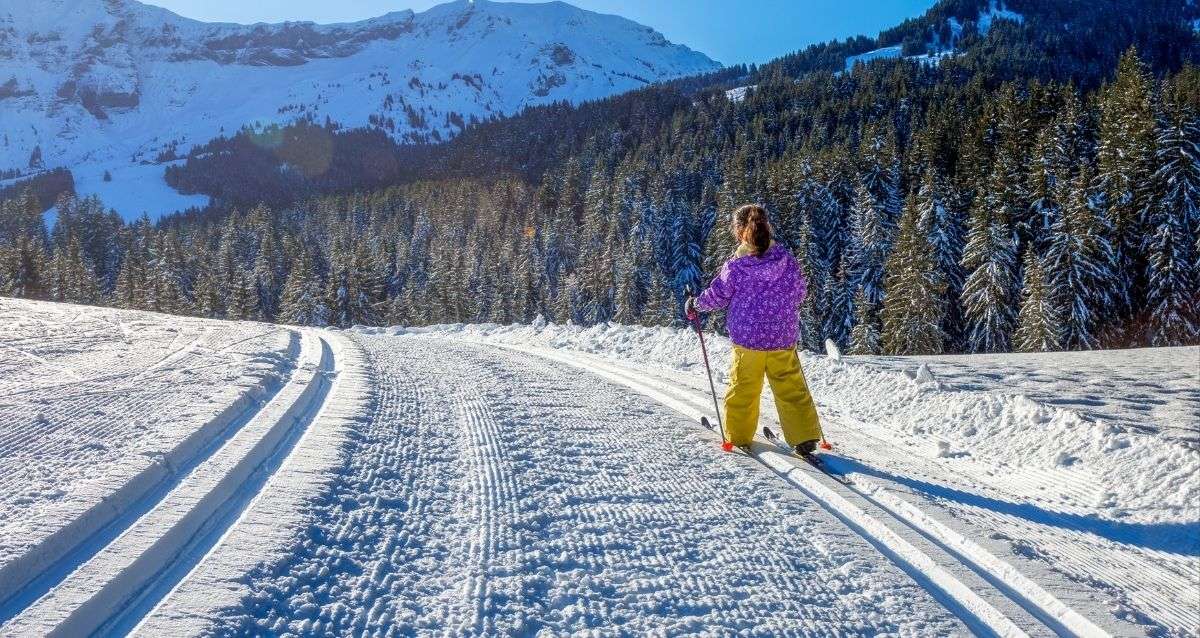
(695, 243), (806, 351)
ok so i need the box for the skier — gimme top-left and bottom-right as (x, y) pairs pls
(686, 204), (824, 456)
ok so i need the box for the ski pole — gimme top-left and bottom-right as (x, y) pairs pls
(687, 297), (732, 452)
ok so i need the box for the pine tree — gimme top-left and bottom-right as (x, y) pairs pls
(642, 270), (676, 327)
(881, 194), (947, 355)
(918, 166), (965, 349)
(1014, 250), (1064, 352)
(279, 251), (329, 326)
(192, 260), (224, 318)
(113, 250), (144, 309)
(225, 268), (259, 321)
(326, 237), (381, 327)
(1046, 171), (1115, 349)
(1145, 197), (1199, 345)
(1097, 48), (1157, 318)
(253, 231), (282, 321)
(848, 177), (892, 307)
(961, 198), (1018, 353)
(848, 286), (881, 355)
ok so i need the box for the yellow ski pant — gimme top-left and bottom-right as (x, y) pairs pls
(724, 346), (822, 447)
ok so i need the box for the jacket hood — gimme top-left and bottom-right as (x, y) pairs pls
(729, 242), (792, 284)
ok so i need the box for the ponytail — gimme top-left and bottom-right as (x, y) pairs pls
(734, 204), (772, 256)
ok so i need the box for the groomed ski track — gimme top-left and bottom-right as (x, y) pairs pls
(0, 329), (350, 636)
(2, 321), (1184, 636)
(497, 342), (1116, 638)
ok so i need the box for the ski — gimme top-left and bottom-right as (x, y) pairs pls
(761, 427), (854, 486)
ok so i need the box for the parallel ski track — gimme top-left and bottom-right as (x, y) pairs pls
(0, 331), (337, 637)
(565, 351), (1194, 636)
(497, 342), (1111, 638)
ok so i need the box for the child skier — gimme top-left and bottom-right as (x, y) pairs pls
(685, 204), (823, 456)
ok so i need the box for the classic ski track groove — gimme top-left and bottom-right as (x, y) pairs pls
(538, 347), (1191, 636)
(132, 333), (374, 637)
(1, 330), (336, 637)
(497, 342), (1114, 638)
(0, 320), (295, 614)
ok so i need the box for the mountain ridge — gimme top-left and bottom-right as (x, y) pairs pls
(0, 0), (719, 218)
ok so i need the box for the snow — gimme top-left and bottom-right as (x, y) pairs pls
(0, 0), (720, 220)
(3, 298), (1196, 636)
(72, 161), (210, 220)
(843, 45), (903, 72)
(379, 319), (1199, 635)
(724, 84), (755, 103)
(978, 1), (1025, 34)
(0, 298), (294, 614)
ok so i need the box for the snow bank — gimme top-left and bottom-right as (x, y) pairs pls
(373, 320), (1199, 526)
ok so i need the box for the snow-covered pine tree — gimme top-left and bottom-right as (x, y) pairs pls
(59, 235), (100, 305)
(225, 268), (259, 321)
(113, 248), (144, 310)
(1097, 48), (1157, 318)
(669, 200), (703, 301)
(826, 260), (853, 348)
(279, 250), (329, 326)
(697, 180), (726, 280)
(1014, 250), (1064, 352)
(1142, 109), (1200, 345)
(848, 177), (892, 308)
(146, 232), (186, 315)
(191, 260), (224, 318)
(961, 194), (1018, 353)
(917, 166), (965, 350)
(613, 247), (641, 325)
(848, 286), (881, 355)
(881, 193), (946, 355)
(1046, 170), (1115, 349)
(857, 122), (903, 222)
(642, 270), (676, 328)
(253, 231), (282, 321)
(326, 238), (382, 327)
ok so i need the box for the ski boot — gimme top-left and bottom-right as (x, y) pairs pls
(794, 439), (819, 458)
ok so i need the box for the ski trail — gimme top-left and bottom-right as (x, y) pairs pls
(499, 342), (1112, 638)
(133, 333), (374, 636)
(204, 334), (966, 635)
(454, 391), (521, 635)
(0, 331), (337, 636)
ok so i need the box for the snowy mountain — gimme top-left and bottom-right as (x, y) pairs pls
(0, 0), (719, 218)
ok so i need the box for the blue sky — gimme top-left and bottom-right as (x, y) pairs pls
(145, 0), (937, 65)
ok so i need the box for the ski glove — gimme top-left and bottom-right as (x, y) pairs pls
(685, 296), (699, 321)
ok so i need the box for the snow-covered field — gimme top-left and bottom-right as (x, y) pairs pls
(0, 299), (1196, 636)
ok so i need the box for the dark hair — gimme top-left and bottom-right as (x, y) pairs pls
(734, 204), (771, 256)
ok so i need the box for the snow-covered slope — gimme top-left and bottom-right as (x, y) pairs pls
(0, 0), (719, 218)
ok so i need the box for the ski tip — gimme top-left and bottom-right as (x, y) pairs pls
(721, 441), (734, 452)
(701, 416), (713, 430)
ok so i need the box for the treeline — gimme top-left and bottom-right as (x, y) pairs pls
(1, 50), (1198, 353)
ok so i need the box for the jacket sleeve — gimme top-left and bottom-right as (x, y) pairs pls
(695, 262), (736, 312)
